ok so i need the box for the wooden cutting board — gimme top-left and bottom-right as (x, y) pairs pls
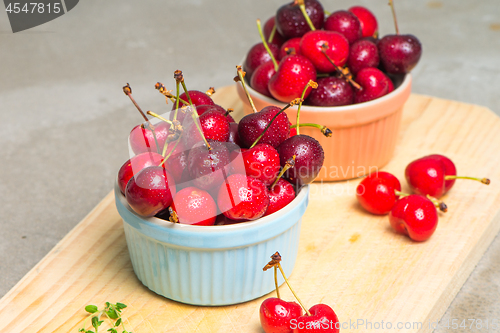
(1, 85), (500, 333)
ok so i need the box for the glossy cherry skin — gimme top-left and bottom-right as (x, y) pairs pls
(324, 10), (362, 44)
(389, 194), (438, 242)
(117, 152), (164, 194)
(227, 122), (243, 147)
(217, 174), (270, 221)
(250, 61), (277, 98)
(356, 171), (401, 215)
(305, 76), (354, 106)
(187, 141), (231, 192)
(424, 154), (457, 192)
(348, 6), (378, 38)
(265, 179), (296, 216)
(291, 304), (340, 333)
(125, 166), (176, 217)
(277, 134), (325, 187)
(268, 54), (317, 103)
(244, 42), (280, 79)
(264, 16), (286, 47)
(171, 91), (214, 123)
(275, 0), (325, 39)
(279, 37), (302, 59)
(378, 34), (422, 74)
(171, 187), (217, 226)
(300, 30), (349, 73)
(129, 121), (170, 155)
(238, 105), (291, 149)
(347, 38), (380, 75)
(354, 67), (393, 104)
(196, 104), (235, 122)
(242, 143), (281, 186)
(260, 297), (303, 333)
(405, 157), (446, 198)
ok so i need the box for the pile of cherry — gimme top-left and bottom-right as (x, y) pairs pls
(356, 154), (490, 241)
(244, 0), (422, 106)
(117, 70), (327, 225)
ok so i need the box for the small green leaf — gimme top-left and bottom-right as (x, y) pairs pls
(105, 302), (111, 307)
(85, 305), (99, 313)
(107, 329), (117, 333)
(115, 318), (122, 326)
(116, 303), (127, 309)
(106, 309), (119, 319)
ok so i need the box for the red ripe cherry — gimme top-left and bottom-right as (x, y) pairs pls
(354, 67), (393, 104)
(196, 104), (235, 122)
(217, 174), (270, 221)
(347, 38), (380, 75)
(125, 166), (176, 217)
(250, 61), (277, 98)
(268, 54), (317, 103)
(265, 179), (296, 216)
(187, 141), (231, 192)
(305, 76), (354, 106)
(405, 154), (490, 198)
(424, 154), (457, 193)
(300, 30), (349, 73)
(260, 297), (302, 333)
(184, 109), (230, 148)
(378, 34), (422, 74)
(264, 16), (286, 47)
(117, 152), (164, 194)
(356, 171), (401, 215)
(279, 37), (302, 59)
(324, 10), (362, 44)
(405, 157), (446, 198)
(275, 0), (325, 39)
(171, 187), (217, 226)
(292, 303), (340, 333)
(162, 140), (190, 185)
(238, 105), (291, 148)
(277, 134), (325, 187)
(242, 143), (281, 186)
(389, 194), (438, 242)
(244, 42), (280, 79)
(348, 6), (378, 39)
(129, 121), (170, 155)
(172, 90), (214, 110)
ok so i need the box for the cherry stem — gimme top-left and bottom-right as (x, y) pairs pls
(395, 190), (448, 212)
(206, 87), (216, 97)
(290, 123), (332, 137)
(296, 0), (316, 31)
(174, 81), (181, 119)
(189, 108), (211, 150)
(155, 82), (189, 110)
(277, 263), (311, 316)
(146, 111), (174, 127)
(296, 81), (318, 136)
(320, 44), (362, 90)
(388, 0), (400, 35)
(159, 135), (182, 166)
(235, 66), (258, 113)
(444, 175), (491, 185)
(268, 23), (277, 44)
(168, 207), (179, 223)
(257, 19), (278, 71)
(174, 70), (194, 106)
(274, 266), (281, 299)
(123, 83), (149, 122)
(249, 98), (302, 149)
(271, 155), (296, 190)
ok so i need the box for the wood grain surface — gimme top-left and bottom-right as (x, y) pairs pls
(1, 85), (500, 333)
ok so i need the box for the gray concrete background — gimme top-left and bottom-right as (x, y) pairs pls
(0, 1), (499, 331)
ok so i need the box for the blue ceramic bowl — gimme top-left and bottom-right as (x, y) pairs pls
(114, 184), (309, 306)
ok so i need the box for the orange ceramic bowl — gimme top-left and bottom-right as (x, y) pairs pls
(236, 74), (411, 181)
